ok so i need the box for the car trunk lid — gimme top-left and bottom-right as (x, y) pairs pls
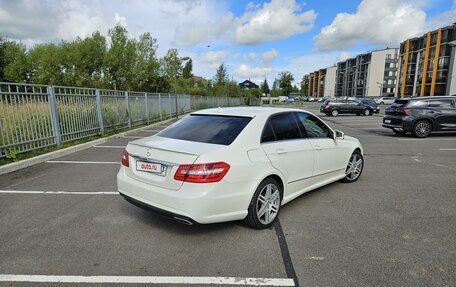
(125, 136), (226, 190)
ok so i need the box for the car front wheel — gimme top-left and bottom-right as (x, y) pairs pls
(331, 109), (339, 117)
(413, 120), (432, 138)
(340, 150), (364, 183)
(244, 178), (281, 229)
(363, 109), (371, 116)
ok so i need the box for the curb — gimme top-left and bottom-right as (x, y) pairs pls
(0, 117), (178, 176)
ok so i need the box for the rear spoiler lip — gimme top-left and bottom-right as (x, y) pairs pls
(129, 142), (199, 156)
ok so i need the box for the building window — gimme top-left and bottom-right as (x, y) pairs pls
(386, 54), (391, 59)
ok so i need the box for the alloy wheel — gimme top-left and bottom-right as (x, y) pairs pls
(414, 121), (431, 138)
(345, 153), (363, 181)
(256, 183), (280, 225)
(331, 110), (339, 117)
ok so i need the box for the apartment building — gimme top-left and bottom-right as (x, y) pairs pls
(397, 23), (456, 97)
(335, 48), (399, 98)
(308, 66), (337, 97)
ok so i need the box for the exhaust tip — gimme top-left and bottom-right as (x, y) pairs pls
(173, 217), (194, 225)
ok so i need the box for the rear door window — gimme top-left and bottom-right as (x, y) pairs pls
(267, 113), (302, 141)
(158, 115), (251, 145)
(428, 99), (453, 108)
(261, 122), (276, 143)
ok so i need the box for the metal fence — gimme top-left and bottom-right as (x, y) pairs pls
(0, 82), (245, 158)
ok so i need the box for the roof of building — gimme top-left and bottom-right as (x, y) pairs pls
(239, 80), (259, 89)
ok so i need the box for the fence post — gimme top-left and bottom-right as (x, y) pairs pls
(125, 91), (131, 128)
(95, 89), (104, 135)
(168, 93), (171, 118)
(158, 93), (163, 120)
(47, 85), (61, 146)
(144, 93), (149, 124)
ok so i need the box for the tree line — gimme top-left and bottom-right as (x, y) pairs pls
(0, 24), (300, 98)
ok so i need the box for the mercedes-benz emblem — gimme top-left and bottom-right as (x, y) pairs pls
(146, 149), (152, 157)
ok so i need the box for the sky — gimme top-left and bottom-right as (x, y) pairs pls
(0, 0), (455, 85)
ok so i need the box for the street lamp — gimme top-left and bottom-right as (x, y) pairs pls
(175, 56), (190, 119)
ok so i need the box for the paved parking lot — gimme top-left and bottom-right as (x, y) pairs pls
(1, 107), (455, 286)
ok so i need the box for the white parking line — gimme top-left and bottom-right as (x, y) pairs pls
(439, 148), (456, 151)
(46, 160), (119, 164)
(0, 190), (118, 195)
(398, 138), (456, 141)
(94, 145), (126, 148)
(0, 275), (295, 286)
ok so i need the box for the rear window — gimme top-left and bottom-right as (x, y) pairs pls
(267, 113), (302, 141)
(394, 99), (409, 106)
(158, 115), (251, 145)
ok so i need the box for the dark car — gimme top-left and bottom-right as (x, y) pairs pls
(356, 98), (380, 114)
(382, 96), (456, 137)
(320, 99), (377, 116)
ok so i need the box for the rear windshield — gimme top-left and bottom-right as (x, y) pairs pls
(158, 115), (252, 145)
(394, 99), (409, 106)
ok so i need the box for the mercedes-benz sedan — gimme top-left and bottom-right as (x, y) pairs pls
(117, 107), (364, 229)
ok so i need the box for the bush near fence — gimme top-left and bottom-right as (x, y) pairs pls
(0, 82), (245, 159)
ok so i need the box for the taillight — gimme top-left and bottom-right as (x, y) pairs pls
(325, 104), (331, 109)
(397, 109), (412, 115)
(174, 162), (230, 183)
(121, 150), (130, 167)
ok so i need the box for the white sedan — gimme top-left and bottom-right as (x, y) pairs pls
(374, 97), (395, 105)
(117, 107), (364, 229)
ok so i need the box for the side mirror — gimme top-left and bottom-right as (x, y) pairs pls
(334, 130), (344, 139)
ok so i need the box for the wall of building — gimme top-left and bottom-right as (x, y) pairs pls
(324, 66), (337, 97)
(366, 48), (397, 97)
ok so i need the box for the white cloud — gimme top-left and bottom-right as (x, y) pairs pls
(235, 64), (273, 80)
(235, 0), (316, 45)
(260, 49), (279, 65)
(243, 52), (257, 62)
(338, 52), (351, 61)
(199, 50), (229, 68)
(423, 9), (456, 33)
(175, 0), (316, 47)
(315, 0), (426, 51)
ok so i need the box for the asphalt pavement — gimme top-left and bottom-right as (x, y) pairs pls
(0, 106), (455, 286)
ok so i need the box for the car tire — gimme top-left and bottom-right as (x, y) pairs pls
(363, 109), (371, 116)
(244, 178), (282, 229)
(340, 150), (364, 183)
(380, 102), (384, 105)
(331, 110), (339, 117)
(325, 113), (331, 116)
(412, 120), (432, 138)
(393, 128), (407, 135)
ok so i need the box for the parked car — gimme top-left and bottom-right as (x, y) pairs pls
(320, 99), (377, 116)
(382, 96), (456, 137)
(118, 107), (364, 229)
(355, 98), (380, 114)
(374, 97), (395, 105)
(282, 98), (296, 103)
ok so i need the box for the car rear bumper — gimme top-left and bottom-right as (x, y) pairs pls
(382, 115), (413, 131)
(117, 167), (253, 224)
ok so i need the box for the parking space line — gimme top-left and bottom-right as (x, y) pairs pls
(46, 160), (119, 164)
(398, 138), (456, 141)
(94, 145), (126, 148)
(0, 275), (295, 286)
(0, 190), (118, 195)
(439, 148), (456, 151)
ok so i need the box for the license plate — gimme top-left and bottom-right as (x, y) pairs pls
(136, 161), (165, 175)
(384, 119), (391, 124)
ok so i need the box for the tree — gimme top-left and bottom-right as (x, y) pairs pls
(260, 78), (270, 95)
(160, 48), (183, 92)
(182, 59), (193, 79)
(27, 43), (64, 85)
(104, 24), (137, 90)
(2, 40), (28, 82)
(300, 75), (309, 97)
(132, 32), (159, 91)
(278, 71), (294, 96)
(214, 63), (228, 86)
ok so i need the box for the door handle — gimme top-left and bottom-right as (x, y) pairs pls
(314, 145), (322, 151)
(276, 148), (287, 154)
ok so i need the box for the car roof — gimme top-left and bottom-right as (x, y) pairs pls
(401, 96), (456, 101)
(191, 106), (308, 117)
